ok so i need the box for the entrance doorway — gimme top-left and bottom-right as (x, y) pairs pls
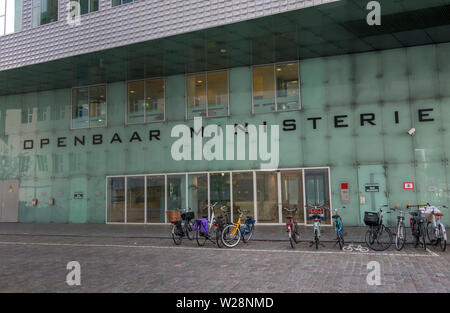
(0, 180), (19, 222)
(357, 165), (387, 225)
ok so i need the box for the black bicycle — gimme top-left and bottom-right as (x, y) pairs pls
(364, 204), (393, 251)
(171, 208), (195, 245)
(408, 204), (427, 250)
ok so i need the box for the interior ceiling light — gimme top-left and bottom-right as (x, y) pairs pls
(220, 48), (227, 53)
(130, 90), (135, 94)
(276, 68), (282, 72)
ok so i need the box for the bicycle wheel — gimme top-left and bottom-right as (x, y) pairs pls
(439, 227), (446, 251)
(337, 232), (343, 250)
(288, 226), (295, 249)
(395, 222), (406, 251)
(292, 222), (299, 244)
(314, 229), (319, 250)
(171, 225), (182, 245)
(221, 224), (241, 248)
(366, 226), (392, 251)
(185, 220), (194, 241)
(426, 222), (437, 244)
(215, 227), (223, 248)
(242, 224), (255, 243)
(195, 228), (207, 247)
(420, 223), (427, 250)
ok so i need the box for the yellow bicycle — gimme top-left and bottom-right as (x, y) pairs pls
(221, 209), (255, 248)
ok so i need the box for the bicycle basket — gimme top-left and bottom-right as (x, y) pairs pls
(364, 212), (379, 226)
(181, 211), (195, 221)
(166, 210), (181, 223)
(307, 207), (325, 219)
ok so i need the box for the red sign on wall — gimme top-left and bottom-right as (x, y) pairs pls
(403, 182), (414, 190)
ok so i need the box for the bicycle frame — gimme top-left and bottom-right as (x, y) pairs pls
(231, 216), (242, 236)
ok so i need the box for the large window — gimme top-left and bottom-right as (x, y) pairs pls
(112, 0), (133, 7)
(253, 62), (300, 113)
(74, 0), (98, 15)
(106, 168), (330, 225)
(32, 0), (58, 27)
(127, 78), (165, 124)
(256, 171), (278, 223)
(232, 172), (254, 223)
(0, 0), (22, 36)
(186, 70), (229, 119)
(72, 84), (107, 129)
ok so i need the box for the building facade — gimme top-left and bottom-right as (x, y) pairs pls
(1, 0), (450, 226)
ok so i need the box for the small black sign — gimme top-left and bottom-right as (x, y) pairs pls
(74, 192), (84, 199)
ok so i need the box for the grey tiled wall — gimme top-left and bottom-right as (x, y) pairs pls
(0, 0), (338, 71)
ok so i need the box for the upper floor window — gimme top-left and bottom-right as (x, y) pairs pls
(112, 0), (133, 7)
(72, 84), (107, 129)
(252, 62), (300, 113)
(0, 0), (22, 36)
(32, 0), (58, 27)
(74, 0), (98, 15)
(186, 70), (229, 119)
(127, 78), (165, 124)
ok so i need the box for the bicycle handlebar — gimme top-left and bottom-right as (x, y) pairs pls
(283, 207), (298, 213)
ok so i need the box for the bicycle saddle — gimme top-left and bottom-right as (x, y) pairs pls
(202, 215), (208, 218)
(332, 215), (339, 219)
(434, 212), (444, 216)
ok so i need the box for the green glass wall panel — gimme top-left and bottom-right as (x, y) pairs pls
(2, 43), (450, 225)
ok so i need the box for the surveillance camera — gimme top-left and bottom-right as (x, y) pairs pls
(407, 128), (416, 136)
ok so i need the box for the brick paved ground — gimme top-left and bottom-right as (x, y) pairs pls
(0, 234), (449, 293)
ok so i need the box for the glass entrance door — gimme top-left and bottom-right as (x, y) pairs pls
(304, 169), (331, 224)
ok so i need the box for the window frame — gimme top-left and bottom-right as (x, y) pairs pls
(74, 0), (99, 16)
(32, 0), (59, 28)
(251, 61), (301, 115)
(125, 77), (166, 125)
(0, 0), (23, 36)
(70, 83), (108, 130)
(112, 0), (134, 7)
(185, 69), (230, 120)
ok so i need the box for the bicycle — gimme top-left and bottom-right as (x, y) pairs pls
(306, 204), (326, 249)
(364, 204), (393, 251)
(425, 203), (447, 251)
(283, 207), (300, 249)
(391, 205), (407, 251)
(194, 202), (221, 247)
(408, 204), (427, 250)
(170, 208), (195, 245)
(331, 206), (345, 250)
(213, 205), (231, 248)
(221, 209), (256, 248)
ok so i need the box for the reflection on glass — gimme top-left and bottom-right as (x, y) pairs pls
(256, 171), (278, 223)
(72, 87), (89, 128)
(147, 176), (165, 223)
(188, 174), (208, 218)
(207, 71), (228, 117)
(232, 172), (254, 222)
(276, 63), (300, 111)
(305, 169), (330, 224)
(210, 172), (231, 216)
(187, 73), (207, 118)
(127, 176), (145, 223)
(32, 0), (58, 27)
(253, 65), (275, 113)
(167, 175), (186, 211)
(0, 0), (22, 36)
(281, 170), (304, 223)
(128, 81), (145, 124)
(89, 85), (106, 127)
(107, 177), (125, 222)
(145, 79), (165, 122)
